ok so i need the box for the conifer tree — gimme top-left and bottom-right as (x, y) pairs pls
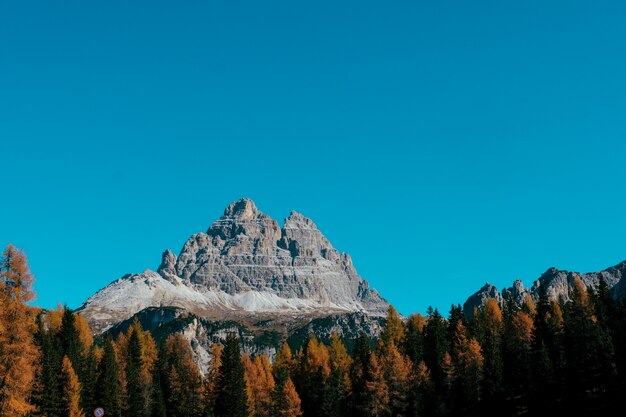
(214, 333), (248, 417)
(34, 314), (63, 417)
(453, 321), (484, 416)
(381, 343), (413, 417)
(563, 278), (616, 411)
(296, 336), (330, 417)
(363, 352), (389, 417)
(96, 338), (122, 417)
(244, 354), (274, 417)
(403, 313), (425, 366)
(163, 333), (203, 417)
(59, 307), (84, 378)
(61, 356), (85, 417)
(275, 377), (302, 417)
(423, 308), (448, 389)
(349, 333), (372, 417)
(126, 325), (145, 417)
(0, 244), (41, 417)
(476, 298), (504, 404)
(323, 333), (352, 417)
(204, 343), (223, 416)
(380, 305), (404, 350)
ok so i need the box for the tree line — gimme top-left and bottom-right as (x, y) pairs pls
(2, 243), (626, 417)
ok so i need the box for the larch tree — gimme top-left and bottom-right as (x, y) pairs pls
(476, 298), (504, 401)
(61, 355), (85, 417)
(163, 333), (203, 417)
(0, 244), (41, 417)
(380, 305), (404, 351)
(244, 354), (275, 417)
(381, 343), (413, 417)
(296, 336), (330, 417)
(363, 352), (390, 417)
(204, 342), (223, 415)
(323, 333), (352, 417)
(453, 320), (484, 415)
(275, 377), (302, 417)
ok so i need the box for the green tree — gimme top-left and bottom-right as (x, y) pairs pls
(96, 338), (122, 417)
(214, 333), (248, 417)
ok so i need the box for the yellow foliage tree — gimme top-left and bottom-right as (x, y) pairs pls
(0, 245), (41, 417)
(61, 355), (85, 417)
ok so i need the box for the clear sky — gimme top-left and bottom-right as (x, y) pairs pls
(1, 0), (625, 315)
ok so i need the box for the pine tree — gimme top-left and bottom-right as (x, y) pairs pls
(150, 355), (166, 417)
(349, 333), (372, 417)
(61, 356), (85, 417)
(126, 325), (145, 417)
(34, 314), (63, 417)
(563, 278), (616, 412)
(96, 338), (122, 417)
(403, 313), (425, 366)
(214, 333), (248, 417)
(503, 310), (533, 413)
(0, 244), (41, 417)
(423, 308), (449, 389)
(58, 307), (84, 378)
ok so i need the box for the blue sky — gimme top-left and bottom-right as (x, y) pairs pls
(1, 0), (625, 315)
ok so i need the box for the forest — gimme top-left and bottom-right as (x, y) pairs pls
(1, 243), (625, 417)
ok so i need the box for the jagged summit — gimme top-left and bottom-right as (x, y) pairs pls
(462, 260), (626, 316)
(79, 199), (389, 332)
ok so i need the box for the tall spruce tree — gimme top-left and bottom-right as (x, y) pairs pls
(96, 338), (122, 417)
(126, 326), (145, 417)
(214, 333), (248, 417)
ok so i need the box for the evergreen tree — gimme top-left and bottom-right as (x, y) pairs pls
(214, 333), (248, 417)
(150, 354), (166, 417)
(34, 315), (63, 417)
(423, 308), (448, 389)
(475, 298), (504, 410)
(61, 356), (85, 417)
(96, 338), (122, 417)
(349, 332), (371, 417)
(403, 313), (425, 367)
(563, 278), (616, 413)
(126, 325), (145, 417)
(58, 307), (84, 378)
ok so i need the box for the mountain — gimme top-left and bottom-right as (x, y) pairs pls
(463, 260), (626, 316)
(78, 199), (388, 350)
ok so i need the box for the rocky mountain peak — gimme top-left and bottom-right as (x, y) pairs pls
(222, 198), (261, 220)
(79, 199), (389, 332)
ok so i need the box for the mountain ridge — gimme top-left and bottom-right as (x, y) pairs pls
(78, 198), (388, 333)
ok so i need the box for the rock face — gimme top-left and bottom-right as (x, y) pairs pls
(79, 199), (388, 332)
(463, 260), (626, 316)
